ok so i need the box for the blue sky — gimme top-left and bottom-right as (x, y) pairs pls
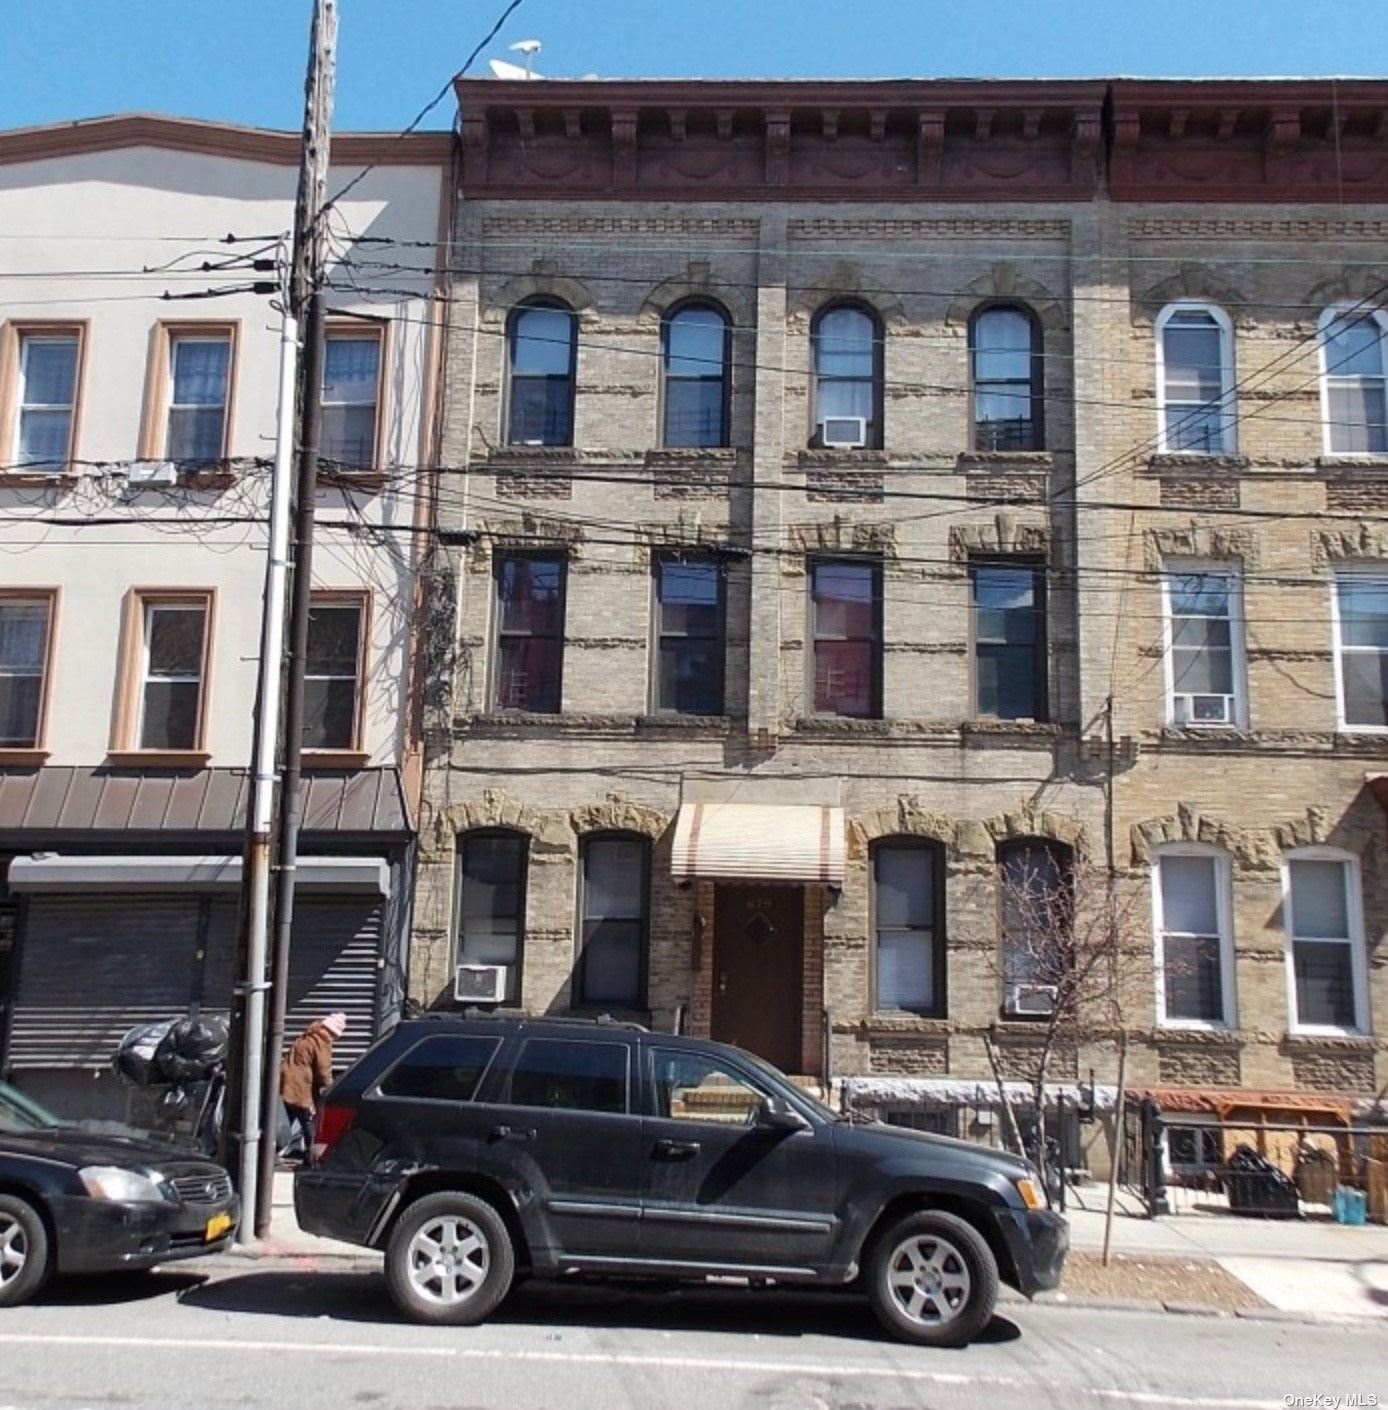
(5, 1), (1388, 133)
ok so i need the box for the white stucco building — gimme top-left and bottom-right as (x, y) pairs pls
(0, 114), (448, 1114)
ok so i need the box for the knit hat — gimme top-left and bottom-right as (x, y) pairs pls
(322, 1012), (348, 1038)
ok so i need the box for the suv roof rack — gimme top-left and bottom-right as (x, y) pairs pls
(443, 1008), (650, 1033)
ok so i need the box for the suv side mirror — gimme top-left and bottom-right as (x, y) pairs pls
(757, 1095), (809, 1133)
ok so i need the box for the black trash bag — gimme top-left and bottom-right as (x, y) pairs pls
(113, 1020), (175, 1087)
(153, 1016), (229, 1085)
(1227, 1143), (1278, 1175)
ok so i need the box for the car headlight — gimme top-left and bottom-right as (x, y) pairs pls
(1014, 1176), (1045, 1211)
(79, 1166), (168, 1203)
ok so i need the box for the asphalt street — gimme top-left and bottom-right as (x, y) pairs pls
(0, 1257), (1383, 1410)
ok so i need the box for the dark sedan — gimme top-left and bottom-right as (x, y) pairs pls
(0, 1079), (239, 1306)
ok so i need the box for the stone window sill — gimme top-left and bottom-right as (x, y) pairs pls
(957, 450), (1054, 471)
(1144, 453), (1250, 473)
(0, 748), (49, 767)
(302, 749), (371, 770)
(1316, 454), (1388, 472)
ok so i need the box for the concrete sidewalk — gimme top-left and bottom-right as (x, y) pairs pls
(1063, 1188), (1388, 1319)
(241, 1171), (1388, 1319)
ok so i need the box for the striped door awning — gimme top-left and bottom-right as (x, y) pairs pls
(671, 803), (845, 885)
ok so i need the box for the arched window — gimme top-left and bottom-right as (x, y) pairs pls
(1319, 304), (1388, 454)
(1282, 848), (1368, 1034)
(506, 299), (576, 446)
(811, 303), (882, 449)
(970, 305), (1043, 451)
(453, 829), (528, 1003)
(998, 838), (1073, 1016)
(662, 303), (730, 448)
(1152, 844), (1235, 1028)
(577, 833), (650, 1008)
(871, 838), (943, 1014)
(1156, 303), (1235, 454)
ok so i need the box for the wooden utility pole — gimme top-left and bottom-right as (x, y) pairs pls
(252, 0), (338, 1238)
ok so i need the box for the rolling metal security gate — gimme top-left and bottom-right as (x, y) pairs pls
(7, 894), (381, 1073)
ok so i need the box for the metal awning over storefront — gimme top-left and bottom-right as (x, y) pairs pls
(8, 854), (389, 895)
(671, 803), (845, 885)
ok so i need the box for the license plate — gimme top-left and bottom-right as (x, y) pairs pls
(204, 1212), (233, 1243)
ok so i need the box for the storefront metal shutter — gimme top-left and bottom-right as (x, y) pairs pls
(7, 897), (233, 1070)
(282, 898), (381, 1066)
(8, 895), (381, 1072)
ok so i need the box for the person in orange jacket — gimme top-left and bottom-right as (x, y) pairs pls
(279, 1012), (346, 1159)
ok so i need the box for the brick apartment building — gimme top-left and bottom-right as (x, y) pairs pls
(408, 77), (1388, 1160)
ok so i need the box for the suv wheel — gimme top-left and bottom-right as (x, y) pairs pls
(385, 1191), (515, 1326)
(0, 1194), (50, 1309)
(867, 1210), (998, 1348)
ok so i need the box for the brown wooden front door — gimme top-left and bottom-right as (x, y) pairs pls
(711, 884), (803, 1073)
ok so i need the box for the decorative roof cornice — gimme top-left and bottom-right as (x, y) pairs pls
(0, 113), (453, 168)
(453, 77), (1107, 202)
(454, 76), (1388, 205)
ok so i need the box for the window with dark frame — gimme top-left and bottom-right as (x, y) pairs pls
(811, 557), (881, 719)
(811, 304), (883, 448)
(971, 560), (1046, 721)
(872, 840), (942, 1014)
(494, 553), (565, 713)
(998, 839), (1072, 1016)
(321, 332), (381, 469)
(303, 598), (363, 750)
(662, 304), (729, 448)
(506, 301), (576, 447)
(970, 306), (1042, 451)
(653, 556), (725, 715)
(137, 599), (207, 751)
(454, 830), (527, 1003)
(379, 1035), (501, 1103)
(577, 834), (649, 1009)
(0, 597), (52, 749)
(507, 1037), (629, 1114)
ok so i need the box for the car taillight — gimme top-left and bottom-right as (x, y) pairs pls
(311, 1103), (356, 1165)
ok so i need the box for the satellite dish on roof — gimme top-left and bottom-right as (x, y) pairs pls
(509, 38), (542, 77)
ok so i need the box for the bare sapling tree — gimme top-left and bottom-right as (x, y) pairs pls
(988, 842), (1152, 1205)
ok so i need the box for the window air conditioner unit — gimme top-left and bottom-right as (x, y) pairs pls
(1173, 693), (1235, 726)
(454, 964), (509, 1004)
(1006, 983), (1058, 1017)
(128, 460), (178, 487)
(819, 416), (867, 449)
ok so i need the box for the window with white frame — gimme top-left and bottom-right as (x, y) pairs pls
(1320, 306), (1388, 454)
(14, 331), (80, 471)
(1332, 571), (1388, 731)
(321, 330), (382, 469)
(1284, 851), (1367, 1033)
(136, 599), (208, 751)
(165, 333), (231, 466)
(1156, 303), (1234, 454)
(1154, 848), (1234, 1027)
(1163, 564), (1245, 727)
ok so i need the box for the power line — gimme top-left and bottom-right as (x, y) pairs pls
(319, 0), (526, 216)
(323, 280), (1388, 446)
